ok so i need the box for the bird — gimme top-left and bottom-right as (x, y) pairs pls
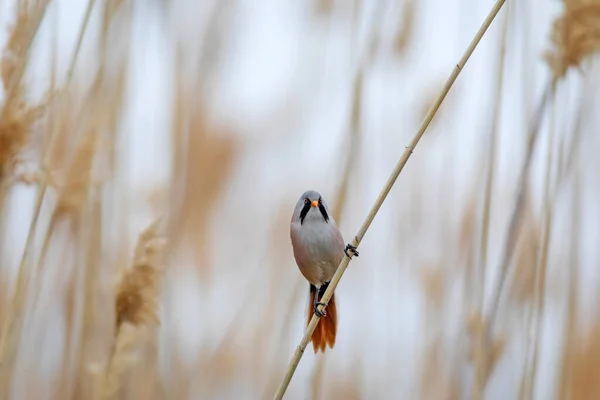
(290, 190), (358, 353)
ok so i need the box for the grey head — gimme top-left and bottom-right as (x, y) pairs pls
(292, 190), (333, 225)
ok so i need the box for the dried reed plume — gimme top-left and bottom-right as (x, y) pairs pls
(104, 219), (165, 399)
(56, 131), (98, 217)
(0, 2), (46, 194)
(115, 219), (164, 328)
(545, 0), (600, 82)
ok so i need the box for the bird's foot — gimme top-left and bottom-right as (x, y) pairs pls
(314, 302), (327, 317)
(344, 243), (359, 258)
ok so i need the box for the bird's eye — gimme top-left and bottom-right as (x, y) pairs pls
(318, 198), (322, 204)
(303, 198), (308, 204)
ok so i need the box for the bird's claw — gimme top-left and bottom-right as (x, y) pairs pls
(344, 243), (359, 258)
(314, 302), (327, 317)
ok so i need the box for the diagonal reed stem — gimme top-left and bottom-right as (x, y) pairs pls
(272, 0), (508, 398)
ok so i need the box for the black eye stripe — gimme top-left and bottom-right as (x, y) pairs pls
(299, 200), (310, 224)
(318, 201), (329, 223)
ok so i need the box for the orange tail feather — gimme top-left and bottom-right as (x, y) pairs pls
(307, 285), (338, 353)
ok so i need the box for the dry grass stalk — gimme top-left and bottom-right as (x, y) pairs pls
(326, 372), (363, 400)
(481, 0), (599, 329)
(570, 333), (600, 398)
(104, 219), (165, 399)
(417, 77), (459, 133)
(273, 1), (508, 397)
(519, 92), (558, 400)
(72, 197), (103, 399)
(484, 81), (552, 339)
(56, 255), (85, 399)
(332, 0), (385, 221)
(34, 0), (129, 321)
(508, 210), (541, 305)
(103, 323), (152, 400)
(29, 128), (99, 318)
(161, 29), (236, 394)
(0, 0), (49, 118)
(558, 169), (581, 399)
(0, 4), (99, 394)
(563, 309), (600, 399)
(310, 351), (328, 400)
(331, 68), (363, 222)
(42, 38), (128, 397)
(470, 7), (509, 398)
(168, 103), (237, 281)
(0, 100), (44, 187)
(0, 4), (50, 394)
(393, 0), (415, 56)
(467, 314), (506, 384)
(419, 341), (461, 400)
(38, 124), (109, 397)
(55, 131), (99, 217)
(544, 0), (600, 82)
(260, 279), (305, 398)
(457, 194), (477, 276)
(555, 99), (583, 398)
(20, 0), (98, 255)
(419, 265), (461, 400)
(313, 0), (334, 16)
(420, 265), (445, 313)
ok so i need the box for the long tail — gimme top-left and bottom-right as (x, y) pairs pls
(308, 283), (338, 353)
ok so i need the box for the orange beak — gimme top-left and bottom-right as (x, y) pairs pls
(311, 200), (318, 208)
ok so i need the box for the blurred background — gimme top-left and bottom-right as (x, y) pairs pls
(0, 0), (599, 399)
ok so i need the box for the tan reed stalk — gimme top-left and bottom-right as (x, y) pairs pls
(487, 0), (600, 354)
(0, 3), (51, 384)
(483, 81), (553, 337)
(72, 195), (102, 399)
(331, 69), (362, 222)
(259, 279), (305, 398)
(272, 0), (508, 397)
(555, 77), (590, 400)
(549, 63), (592, 400)
(393, 0), (415, 57)
(470, 5), (510, 399)
(312, 62), (366, 400)
(519, 83), (558, 400)
(557, 162), (580, 399)
(0, 0), (97, 373)
(332, 0), (387, 221)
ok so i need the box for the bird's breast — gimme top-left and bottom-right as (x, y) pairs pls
(290, 220), (344, 285)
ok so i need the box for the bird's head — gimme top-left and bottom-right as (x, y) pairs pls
(292, 190), (331, 225)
